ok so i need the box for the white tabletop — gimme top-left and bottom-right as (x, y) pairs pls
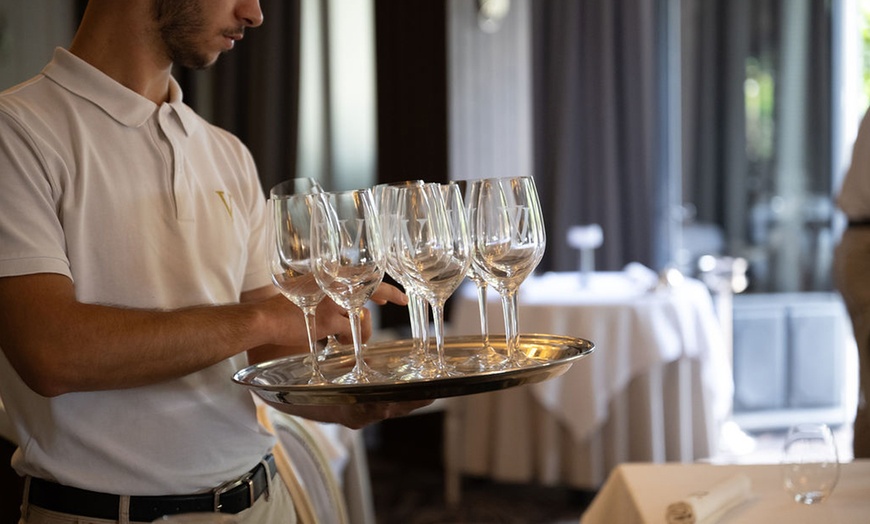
(526, 271), (731, 441)
(445, 269), (734, 489)
(581, 460), (870, 523)
(451, 270), (733, 445)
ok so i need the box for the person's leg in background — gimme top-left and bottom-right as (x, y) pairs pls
(834, 227), (870, 458)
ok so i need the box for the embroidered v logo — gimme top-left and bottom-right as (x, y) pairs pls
(216, 191), (234, 219)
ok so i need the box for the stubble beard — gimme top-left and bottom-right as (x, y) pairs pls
(154, 0), (215, 70)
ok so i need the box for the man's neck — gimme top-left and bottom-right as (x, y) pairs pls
(68, 2), (174, 105)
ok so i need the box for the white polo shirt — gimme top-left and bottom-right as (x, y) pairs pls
(0, 48), (276, 494)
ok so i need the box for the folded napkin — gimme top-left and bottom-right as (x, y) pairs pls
(666, 474), (752, 524)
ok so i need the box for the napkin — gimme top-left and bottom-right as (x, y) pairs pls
(665, 474), (752, 524)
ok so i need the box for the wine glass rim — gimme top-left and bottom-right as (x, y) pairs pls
(268, 177), (324, 197)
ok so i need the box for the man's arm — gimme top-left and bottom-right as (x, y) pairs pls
(0, 273), (311, 397)
(0, 273), (409, 397)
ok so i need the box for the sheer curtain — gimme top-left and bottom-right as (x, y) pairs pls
(531, 0), (667, 273)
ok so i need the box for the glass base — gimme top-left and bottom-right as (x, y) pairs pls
(792, 491), (830, 505)
(332, 362), (390, 385)
(452, 349), (510, 373)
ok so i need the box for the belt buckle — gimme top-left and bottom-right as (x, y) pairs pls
(212, 470), (256, 512)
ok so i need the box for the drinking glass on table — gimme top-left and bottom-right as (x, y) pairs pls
(781, 423), (840, 504)
(466, 176), (546, 366)
(394, 183), (471, 378)
(267, 195), (327, 384)
(310, 188), (387, 384)
(270, 177), (341, 356)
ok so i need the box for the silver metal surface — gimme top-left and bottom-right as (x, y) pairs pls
(233, 334), (594, 405)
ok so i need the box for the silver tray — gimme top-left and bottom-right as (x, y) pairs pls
(233, 333), (594, 405)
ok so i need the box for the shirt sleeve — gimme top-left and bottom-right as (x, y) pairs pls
(0, 108), (72, 280)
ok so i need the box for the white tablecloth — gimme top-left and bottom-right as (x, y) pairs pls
(581, 460), (870, 523)
(444, 270), (733, 490)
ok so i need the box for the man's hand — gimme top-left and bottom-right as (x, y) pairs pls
(245, 281), (408, 365)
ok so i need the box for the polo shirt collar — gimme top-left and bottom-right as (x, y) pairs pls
(42, 47), (200, 136)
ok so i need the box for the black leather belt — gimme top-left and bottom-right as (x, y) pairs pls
(848, 219), (870, 228)
(28, 454), (277, 522)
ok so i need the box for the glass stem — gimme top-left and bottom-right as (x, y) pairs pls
(431, 302), (449, 372)
(475, 280), (489, 347)
(415, 294), (430, 357)
(407, 290), (423, 358)
(348, 309), (371, 377)
(303, 307), (326, 383)
(500, 290), (520, 363)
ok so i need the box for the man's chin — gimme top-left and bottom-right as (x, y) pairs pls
(172, 50), (222, 71)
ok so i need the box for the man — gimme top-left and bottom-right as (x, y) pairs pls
(834, 108), (870, 459)
(0, 1), (423, 522)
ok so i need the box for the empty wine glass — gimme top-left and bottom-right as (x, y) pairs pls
(270, 177), (341, 356)
(781, 423), (840, 504)
(310, 189), (387, 384)
(453, 180), (508, 373)
(269, 176), (322, 198)
(268, 196), (327, 384)
(467, 176), (546, 366)
(375, 181), (431, 375)
(394, 183), (471, 378)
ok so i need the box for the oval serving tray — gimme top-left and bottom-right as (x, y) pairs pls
(233, 333), (594, 405)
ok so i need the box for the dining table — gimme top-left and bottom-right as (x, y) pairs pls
(443, 269), (734, 494)
(580, 459), (870, 523)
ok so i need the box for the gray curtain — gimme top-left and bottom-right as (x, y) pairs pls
(531, 0), (664, 273)
(179, 0), (302, 195)
(681, 0), (834, 292)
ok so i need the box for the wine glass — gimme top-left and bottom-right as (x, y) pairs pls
(467, 176), (546, 366)
(453, 180), (508, 372)
(268, 196), (327, 384)
(375, 181), (431, 375)
(309, 189), (388, 384)
(269, 176), (322, 198)
(781, 423), (840, 504)
(394, 183), (471, 378)
(270, 177), (342, 355)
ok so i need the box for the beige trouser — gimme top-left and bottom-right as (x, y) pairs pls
(19, 475), (297, 524)
(833, 226), (870, 458)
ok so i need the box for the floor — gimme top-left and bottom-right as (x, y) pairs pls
(365, 412), (855, 524)
(365, 412), (595, 524)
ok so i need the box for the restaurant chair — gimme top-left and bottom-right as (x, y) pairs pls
(257, 404), (375, 524)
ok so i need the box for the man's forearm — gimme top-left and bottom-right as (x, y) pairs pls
(0, 273), (291, 396)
